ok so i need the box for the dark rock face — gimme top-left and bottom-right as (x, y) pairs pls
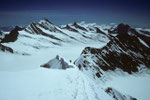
(64, 24), (79, 32)
(105, 87), (137, 100)
(25, 23), (62, 41)
(73, 22), (88, 32)
(114, 23), (130, 34)
(40, 55), (73, 69)
(0, 31), (2, 41)
(75, 24), (150, 77)
(81, 34), (150, 74)
(0, 26), (23, 43)
(0, 44), (13, 53)
(130, 28), (150, 47)
(95, 27), (106, 35)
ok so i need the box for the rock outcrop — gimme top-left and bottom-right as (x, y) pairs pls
(0, 26), (23, 43)
(41, 55), (73, 69)
(0, 44), (13, 53)
(75, 24), (150, 79)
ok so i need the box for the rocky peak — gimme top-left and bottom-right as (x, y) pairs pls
(39, 18), (53, 25)
(73, 22), (78, 26)
(105, 87), (137, 100)
(95, 27), (106, 35)
(73, 22), (88, 32)
(75, 27), (150, 79)
(116, 23), (130, 34)
(64, 24), (79, 32)
(15, 26), (24, 31)
(40, 55), (73, 69)
(0, 26), (23, 43)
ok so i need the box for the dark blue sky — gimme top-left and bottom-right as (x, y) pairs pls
(0, 0), (150, 28)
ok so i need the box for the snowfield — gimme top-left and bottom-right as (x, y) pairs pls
(0, 67), (114, 100)
(0, 42), (106, 71)
(0, 42), (113, 100)
(0, 20), (150, 100)
(1, 45), (150, 100)
(103, 74), (150, 100)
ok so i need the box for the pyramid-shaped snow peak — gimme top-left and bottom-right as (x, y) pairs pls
(40, 55), (73, 69)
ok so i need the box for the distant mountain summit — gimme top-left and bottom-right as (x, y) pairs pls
(0, 18), (110, 54)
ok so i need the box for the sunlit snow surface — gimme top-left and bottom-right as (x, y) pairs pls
(103, 74), (150, 100)
(0, 63), (113, 100)
(0, 40), (112, 100)
(0, 44), (150, 100)
(0, 21), (150, 100)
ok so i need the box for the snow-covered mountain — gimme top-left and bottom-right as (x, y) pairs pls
(0, 19), (150, 100)
(40, 55), (73, 69)
(75, 23), (150, 80)
(0, 18), (110, 55)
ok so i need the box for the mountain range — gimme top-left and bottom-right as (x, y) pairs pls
(0, 18), (150, 100)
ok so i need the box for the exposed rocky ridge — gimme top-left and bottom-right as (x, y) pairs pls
(113, 23), (130, 34)
(25, 22), (62, 41)
(0, 31), (3, 41)
(1, 19), (149, 58)
(105, 87), (137, 100)
(1, 22), (150, 100)
(75, 24), (150, 79)
(1, 18), (111, 54)
(95, 27), (106, 35)
(62, 24), (79, 32)
(73, 22), (88, 32)
(0, 44), (13, 53)
(0, 26), (23, 43)
(40, 55), (73, 69)
(25, 18), (63, 34)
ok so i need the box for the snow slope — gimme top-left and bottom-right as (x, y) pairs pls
(0, 67), (115, 100)
(104, 74), (150, 100)
(0, 45), (137, 100)
(1, 21), (150, 100)
(1, 18), (110, 55)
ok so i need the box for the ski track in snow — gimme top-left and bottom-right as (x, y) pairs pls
(0, 67), (113, 100)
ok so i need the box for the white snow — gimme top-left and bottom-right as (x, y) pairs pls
(0, 40), (118, 100)
(0, 66), (114, 100)
(138, 37), (149, 48)
(40, 55), (73, 69)
(1, 20), (150, 100)
(103, 74), (150, 100)
(0, 41), (107, 71)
